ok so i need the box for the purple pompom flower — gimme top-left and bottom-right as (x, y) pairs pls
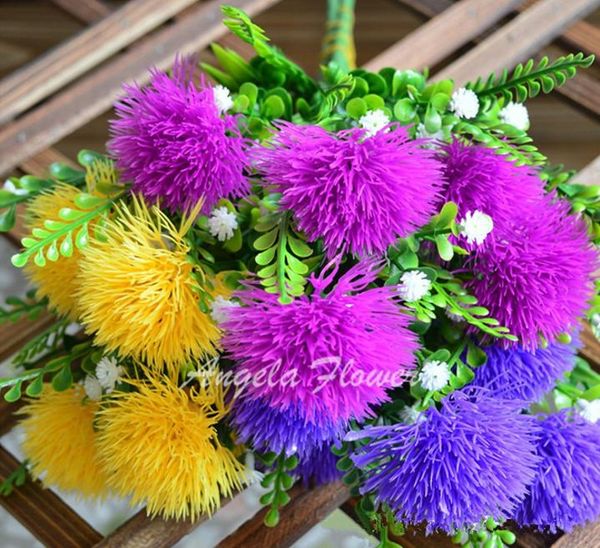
(348, 389), (539, 534)
(295, 443), (342, 487)
(440, 140), (544, 232)
(222, 259), (418, 423)
(108, 58), (248, 212)
(466, 195), (596, 348)
(472, 338), (578, 402)
(514, 410), (600, 532)
(229, 395), (344, 458)
(253, 122), (443, 256)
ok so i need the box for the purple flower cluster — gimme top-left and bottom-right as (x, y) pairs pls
(253, 122), (443, 256)
(108, 58), (248, 212)
(348, 389), (539, 534)
(514, 410), (600, 532)
(472, 337), (579, 402)
(222, 260), (418, 424)
(295, 443), (342, 487)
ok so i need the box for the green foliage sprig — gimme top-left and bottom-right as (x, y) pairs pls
(11, 192), (117, 268)
(0, 176), (53, 232)
(11, 319), (69, 369)
(0, 460), (29, 496)
(258, 451), (297, 527)
(0, 290), (47, 324)
(469, 53), (594, 103)
(253, 211), (313, 304)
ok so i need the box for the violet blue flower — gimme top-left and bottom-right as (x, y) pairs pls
(108, 57), (248, 212)
(222, 259), (418, 423)
(514, 410), (600, 532)
(295, 443), (342, 487)
(348, 388), (539, 534)
(253, 122), (443, 257)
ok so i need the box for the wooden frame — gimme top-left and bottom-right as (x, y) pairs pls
(0, 0), (599, 545)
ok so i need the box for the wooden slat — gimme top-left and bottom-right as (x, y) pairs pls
(217, 482), (350, 548)
(96, 496), (232, 548)
(0, 0), (202, 125)
(0, 313), (56, 364)
(50, 0), (111, 24)
(574, 155), (600, 185)
(0, 0), (280, 178)
(551, 521), (600, 547)
(0, 445), (103, 547)
(366, 0), (523, 72)
(560, 19), (600, 58)
(434, 0), (600, 84)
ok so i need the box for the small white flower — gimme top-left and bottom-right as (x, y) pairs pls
(398, 270), (431, 302)
(400, 405), (423, 424)
(244, 452), (264, 485)
(213, 84), (233, 114)
(591, 313), (600, 339)
(358, 109), (390, 137)
(459, 210), (494, 246)
(207, 206), (238, 242)
(499, 102), (529, 131)
(211, 295), (240, 325)
(83, 375), (102, 401)
(419, 360), (451, 391)
(3, 179), (28, 196)
(96, 357), (123, 392)
(576, 399), (600, 424)
(449, 87), (479, 119)
(415, 123), (445, 142)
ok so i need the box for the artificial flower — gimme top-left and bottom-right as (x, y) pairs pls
(207, 206), (238, 242)
(499, 102), (529, 131)
(18, 385), (109, 497)
(223, 260), (418, 423)
(575, 399), (600, 424)
(83, 375), (103, 401)
(398, 270), (431, 302)
(212, 84), (234, 114)
(95, 356), (123, 392)
(458, 210), (493, 246)
(210, 295), (240, 326)
(513, 410), (600, 532)
(295, 443), (341, 487)
(358, 109), (390, 137)
(96, 371), (246, 520)
(108, 58), (248, 212)
(253, 122), (443, 256)
(418, 360), (450, 391)
(449, 87), (479, 119)
(348, 389), (539, 534)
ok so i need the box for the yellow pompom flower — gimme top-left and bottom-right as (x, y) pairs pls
(76, 197), (222, 372)
(23, 184), (82, 319)
(96, 372), (246, 520)
(18, 385), (109, 497)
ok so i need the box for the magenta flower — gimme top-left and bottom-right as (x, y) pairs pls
(108, 58), (248, 212)
(466, 195), (596, 348)
(253, 122), (443, 256)
(440, 140), (544, 231)
(348, 388), (540, 534)
(222, 260), (418, 423)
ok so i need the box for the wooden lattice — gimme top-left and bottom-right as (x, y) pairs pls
(0, 0), (599, 546)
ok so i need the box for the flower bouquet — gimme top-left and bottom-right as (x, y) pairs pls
(1, 3), (599, 545)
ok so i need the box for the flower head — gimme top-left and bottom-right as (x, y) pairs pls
(223, 260), (418, 423)
(18, 386), (109, 497)
(440, 141), (543, 232)
(207, 206), (238, 242)
(229, 395), (344, 458)
(212, 84), (233, 114)
(83, 375), (103, 401)
(472, 339), (578, 402)
(513, 410), (600, 532)
(95, 356), (123, 392)
(108, 59), (248, 212)
(211, 295), (240, 326)
(466, 195), (597, 348)
(295, 443), (342, 487)
(459, 210), (493, 246)
(418, 360), (450, 391)
(576, 399), (600, 424)
(499, 102), (529, 131)
(77, 197), (222, 373)
(398, 270), (431, 302)
(358, 109), (390, 137)
(449, 88), (479, 119)
(23, 184), (84, 319)
(253, 122), (443, 256)
(96, 372), (246, 520)
(349, 389), (539, 534)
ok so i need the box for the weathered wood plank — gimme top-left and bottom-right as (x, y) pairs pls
(0, 0), (202, 125)
(0, 313), (56, 364)
(0, 445), (103, 547)
(217, 481), (350, 548)
(551, 520), (600, 547)
(0, 0), (281, 177)
(434, 0), (600, 85)
(50, 0), (111, 24)
(574, 155), (600, 185)
(367, 0), (522, 71)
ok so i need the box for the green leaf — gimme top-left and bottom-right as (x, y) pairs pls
(287, 235), (312, 258)
(264, 507), (280, 527)
(393, 98), (415, 123)
(254, 228), (278, 251)
(25, 374), (44, 397)
(262, 95), (286, 119)
(52, 366), (73, 392)
(435, 234), (454, 261)
(346, 97), (367, 119)
(4, 382), (22, 403)
(581, 384), (600, 401)
(0, 205), (16, 232)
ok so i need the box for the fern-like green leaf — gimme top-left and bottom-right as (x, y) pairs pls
(468, 53), (594, 102)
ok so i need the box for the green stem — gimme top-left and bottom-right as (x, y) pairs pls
(322, 0), (356, 72)
(276, 213), (290, 303)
